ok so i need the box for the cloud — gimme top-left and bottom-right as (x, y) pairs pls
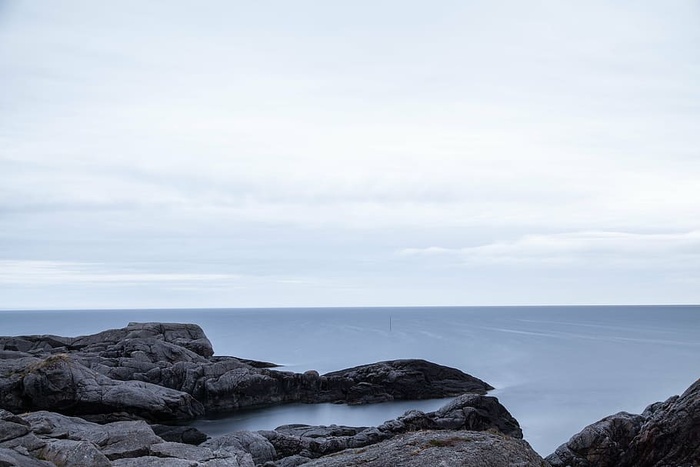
(399, 231), (700, 267)
(0, 260), (240, 286)
(1, 1), (699, 307)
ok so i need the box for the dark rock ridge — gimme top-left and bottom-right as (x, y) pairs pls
(547, 377), (700, 467)
(0, 394), (544, 466)
(0, 322), (492, 422)
(256, 393), (525, 465)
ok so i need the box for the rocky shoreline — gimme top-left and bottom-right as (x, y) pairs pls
(0, 322), (697, 466)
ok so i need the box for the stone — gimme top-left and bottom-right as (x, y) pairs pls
(259, 393), (523, 463)
(324, 359), (494, 405)
(298, 430), (548, 467)
(547, 377), (700, 467)
(151, 424), (209, 445)
(40, 439), (111, 467)
(0, 447), (54, 467)
(22, 412), (164, 460)
(0, 410), (30, 443)
(203, 431), (276, 465)
(17, 354), (204, 421)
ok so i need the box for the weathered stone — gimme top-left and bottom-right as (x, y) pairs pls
(0, 323), (528, 467)
(324, 359), (494, 405)
(259, 393), (522, 462)
(2, 324), (494, 420)
(298, 430), (548, 467)
(0, 447), (54, 467)
(41, 439), (111, 467)
(0, 410), (29, 443)
(547, 377), (700, 467)
(18, 354), (204, 421)
(22, 412), (164, 460)
(152, 424), (208, 445)
(203, 431), (276, 465)
(111, 456), (200, 466)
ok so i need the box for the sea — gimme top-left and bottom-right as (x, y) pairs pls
(1, 305), (698, 456)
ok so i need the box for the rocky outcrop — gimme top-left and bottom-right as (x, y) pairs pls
(0, 395), (541, 467)
(0, 409), (254, 466)
(0, 323), (492, 421)
(255, 393), (526, 464)
(547, 377), (700, 467)
(0, 322), (516, 465)
(296, 430), (548, 467)
(323, 359), (493, 404)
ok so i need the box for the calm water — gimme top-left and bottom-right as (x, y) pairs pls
(1, 305), (698, 455)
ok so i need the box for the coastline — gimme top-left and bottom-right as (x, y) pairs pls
(1, 305), (698, 456)
(1, 321), (698, 466)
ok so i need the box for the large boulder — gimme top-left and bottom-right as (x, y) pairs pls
(18, 354), (204, 421)
(323, 359), (493, 404)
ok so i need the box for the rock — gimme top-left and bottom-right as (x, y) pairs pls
(2, 324), (493, 419)
(0, 447), (54, 467)
(18, 354), (204, 422)
(40, 439), (111, 467)
(0, 410), (30, 443)
(259, 393), (523, 463)
(324, 359), (494, 404)
(149, 441), (218, 461)
(433, 393), (523, 437)
(111, 457), (200, 466)
(546, 411), (645, 467)
(547, 377), (700, 467)
(152, 424), (209, 445)
(0, 322), (513, 466)
(22, 411), (164, 460)
(203, 431), (277, 465)
(0, 409), (47, 458)
(297, 430), (548, 467)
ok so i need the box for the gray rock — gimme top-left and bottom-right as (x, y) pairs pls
(0, 410), (30, 443)
(40, 439), (111, 467)
(0, 447), (54, 467)
(3, 323), (494, 419)
(152, 424), (209, 445)
(299, 430), (548, 467)
(324, 359), (494, 405)
(17, 354), (204, 421)
(203, 431), (276, 464)
(111, 456), (200, 466)
(547, 377), (700, 467)
(1, 322), (520, 466)
(149, 441), (218, 461)
(23, 411), (164, 460)
(259, 393), (522, 462)
(147, 441), (256, 466)
(0, 410), (47, 456)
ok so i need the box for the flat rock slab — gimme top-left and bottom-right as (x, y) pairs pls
(299, 430), (548, 467)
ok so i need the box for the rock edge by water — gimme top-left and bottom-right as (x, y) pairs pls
(0, 322), (492, 421)
(1, 322), (698, 466)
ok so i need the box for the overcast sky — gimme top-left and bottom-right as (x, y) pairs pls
(1, 1), (699, 309)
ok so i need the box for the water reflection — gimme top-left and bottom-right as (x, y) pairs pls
(192, 398), (453, 436)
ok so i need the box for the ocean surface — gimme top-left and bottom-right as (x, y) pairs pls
(1, 305), (698, 456)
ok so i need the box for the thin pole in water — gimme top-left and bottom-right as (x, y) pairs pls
(389, 315), (392, 332)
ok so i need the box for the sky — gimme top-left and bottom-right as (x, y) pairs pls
(1, 1), (699, 309)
